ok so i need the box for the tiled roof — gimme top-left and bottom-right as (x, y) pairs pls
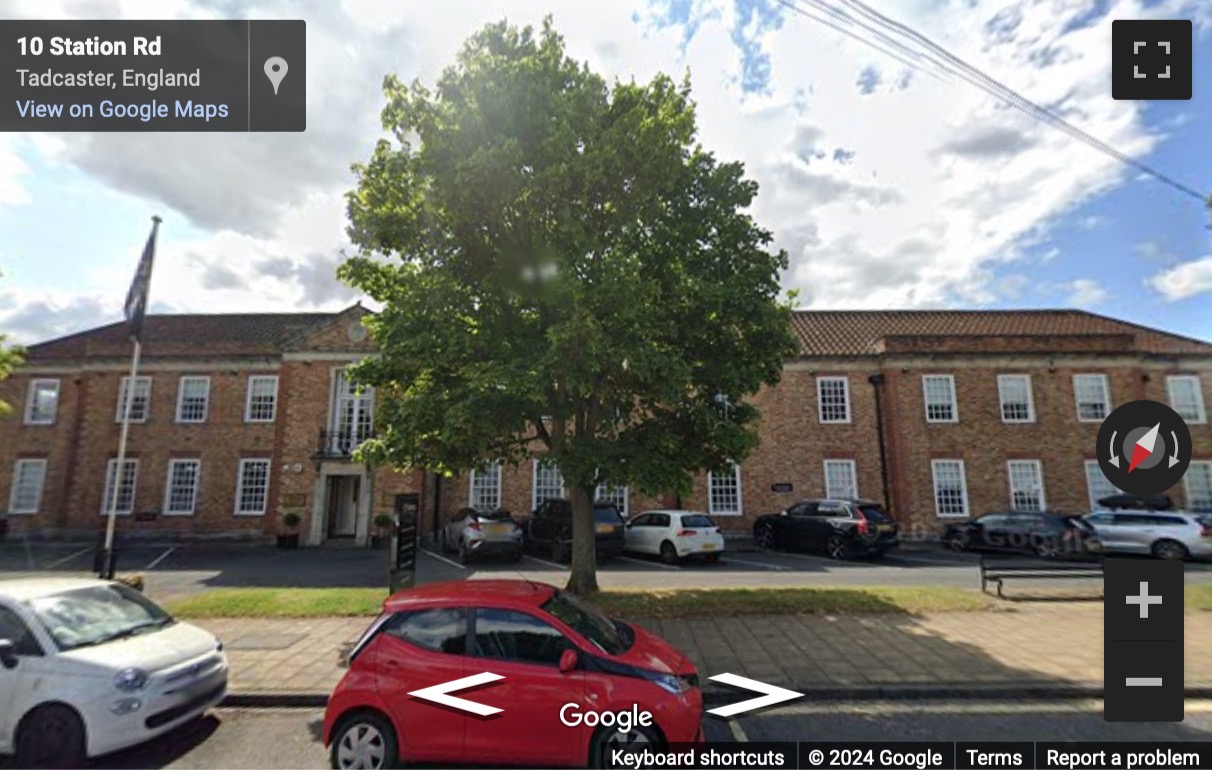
(790, 310), (1212, 357)
(25, 312), (340, 360)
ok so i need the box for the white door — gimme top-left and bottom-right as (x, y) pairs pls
(0, 606), (36, 754)
(328, 476), (359, 538)
(331, 372), (374, 453)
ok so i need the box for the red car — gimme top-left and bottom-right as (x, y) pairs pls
(323, 579), (704, 769)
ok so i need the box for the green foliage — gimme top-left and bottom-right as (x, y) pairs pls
(281, 512), (302, 529)
(0, 271), (22, 416)
(341, 18), (797, 589)
(373, 513), (396, 530)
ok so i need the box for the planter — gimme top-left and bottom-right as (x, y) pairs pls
(276, 533), (300, 549)
(370, 534), (391, 550)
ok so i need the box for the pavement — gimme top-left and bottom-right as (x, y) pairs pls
(205, 602), (1212, 708)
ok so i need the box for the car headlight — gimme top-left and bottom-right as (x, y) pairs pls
(114, 667), (149, 692)
(644, 670), (692, 695)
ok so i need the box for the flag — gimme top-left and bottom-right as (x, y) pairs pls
(124, 217), (161, 343)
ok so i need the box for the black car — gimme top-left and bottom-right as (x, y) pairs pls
(752, 499), (899, 560)
(943, 511), (1101, 559)
(523, 498), (626, 562)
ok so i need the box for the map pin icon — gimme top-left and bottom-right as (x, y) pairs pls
(264, 57), (288, 95)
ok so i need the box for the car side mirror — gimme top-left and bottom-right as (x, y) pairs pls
(558, 648), (578, 674)
(0, 639), (18, 670)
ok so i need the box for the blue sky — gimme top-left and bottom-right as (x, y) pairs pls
(0, 0), (1209, 345)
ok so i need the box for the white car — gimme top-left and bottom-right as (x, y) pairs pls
(0, 578), (228, 767)
(623, 509), (725, 563)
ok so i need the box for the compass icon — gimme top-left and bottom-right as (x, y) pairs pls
(1097, 400), (1192, 497)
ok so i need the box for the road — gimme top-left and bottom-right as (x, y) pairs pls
(83, 701), (1212, 768)
(5, 539), (1212, 600)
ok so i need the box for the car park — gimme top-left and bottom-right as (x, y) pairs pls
(523, 499), (626, 562)
(752, 499), (899, 560)
(323, 579), (703, 769)
(439, 507), (524, 563)
(943, 511), (1102, 559)
(0, 578), (228, 768)
(1083, 510), (1212, 560)
(623, 510), (725, 564)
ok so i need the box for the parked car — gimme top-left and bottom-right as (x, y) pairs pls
(0, 578), (228, 768)
(323, 579), (703, 769)
(1083, 510), (1212, 560)
(523, 499), (625, 562)
(752, 499), (899, 560)
(439, 507), (524, 563)
(1097, 494), (1175, 511)
(623, 510), (725, 564)
(943, 511), (1102, 559)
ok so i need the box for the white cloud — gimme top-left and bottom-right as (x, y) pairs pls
(1148, 257), (1212, 301)
(0, 0), (1203, 343)
(1064, 278), (1109, 306)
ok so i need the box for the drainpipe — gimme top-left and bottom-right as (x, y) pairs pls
(868, 374), (893, 513)
(431, 472), (442, 541)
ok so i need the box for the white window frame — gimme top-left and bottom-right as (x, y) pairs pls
(24, 379), (60, 425)
(532, 459), (565, 511)
(922, 374), (958, 423)
(1073, 374), (1111, 423)
(1167, 375), (1207, 424)
(100, 459), (139, 515)
(164, 459), (201, 516)
(245, 375), (279, 423)
(9, 459), (47, 514)
(823, 459), (858, 500)
(816, 376), (851, 424)
(595, 482), (629, 517)
(234, 459), (271, 516)
(115, 376), (152, 423)
(707, 463), (743, 516)
(176, 376), (211, 424)
(931, 459), (969, 518)
(1186, 461), (1212, 513)
(1007, 459), (1046, 512)
(997, 374), (1035, 424)
(1085, 460), (1123, 512)
(469, 462), (502, 512)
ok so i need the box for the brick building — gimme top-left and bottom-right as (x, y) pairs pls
(2, 306), (1210, 544)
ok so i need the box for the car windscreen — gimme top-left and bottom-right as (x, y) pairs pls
(593, 506), (624, 524)
(680, 514), (714, 528)
(857, 505), (893, 523)
(541, 590), (628, 655)
(476, 509), (512, 520)
(28, 584), (174, 652)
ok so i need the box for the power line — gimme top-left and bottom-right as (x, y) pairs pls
(779, 0), (1208, 204)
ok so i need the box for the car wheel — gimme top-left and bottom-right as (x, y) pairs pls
(551, 540), (570, 563)
(704, 553), (721, 563)
(754, 523), (775, 550)
(869, 549), (886, 560)
(1033, 539), (1060, 559)
(456, 539), (470, 564)
(15, 704), (86, 770)
(946, 532), (968, 551)
(827, 534), (849, 560)
(509, 548), (524, 563)
(589, 723), (662, 768)
(330, 711), (398, 770)
(1152, 539), (1189, 561)
(659, 541), (681, 565)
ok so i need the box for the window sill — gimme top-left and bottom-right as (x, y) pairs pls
(234, 511), (267, 517)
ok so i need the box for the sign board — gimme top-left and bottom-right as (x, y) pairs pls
(771, 483), (794, 493)
(390, 493), (420, 592)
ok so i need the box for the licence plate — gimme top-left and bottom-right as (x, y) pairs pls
(701, 543), (716, 550)
(877, 524), (895, 534)
(596, 524), (614, 534)
(484, 523), (509, 534)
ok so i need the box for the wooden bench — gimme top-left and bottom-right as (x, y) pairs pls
(979, 556), (1104, 599)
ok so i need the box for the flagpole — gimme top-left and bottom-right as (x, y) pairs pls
(99, 215), (161, 579)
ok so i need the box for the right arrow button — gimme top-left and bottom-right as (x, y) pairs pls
(704, 673), (804, 718)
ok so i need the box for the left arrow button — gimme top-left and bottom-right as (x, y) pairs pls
(408, 672), (505, 716)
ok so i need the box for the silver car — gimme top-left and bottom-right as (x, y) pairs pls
(1082, 511), (1212, 560)
(439, 507), (524, 563)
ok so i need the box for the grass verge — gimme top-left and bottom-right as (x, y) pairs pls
(164, 585), (995, 619)
(1186, 585), (1212, 610)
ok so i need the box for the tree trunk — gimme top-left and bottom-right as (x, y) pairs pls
(565, 483), (600, 595)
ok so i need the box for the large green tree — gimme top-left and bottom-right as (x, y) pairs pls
(342, 18), (797, 594)
(0, 272), (21, 415)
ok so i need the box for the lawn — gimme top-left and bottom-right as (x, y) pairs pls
(1185, 584), (1212, 610)
(163, 584), (995, 619)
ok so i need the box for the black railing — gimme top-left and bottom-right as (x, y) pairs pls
(316, 430), (374, 458)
